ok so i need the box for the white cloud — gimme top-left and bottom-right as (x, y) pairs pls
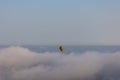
(0, 46), (120, 80)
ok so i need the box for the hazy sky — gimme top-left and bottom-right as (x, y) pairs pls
(0, 0), (120, 45)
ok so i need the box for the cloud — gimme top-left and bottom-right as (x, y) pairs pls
(0, 46), (120, 80)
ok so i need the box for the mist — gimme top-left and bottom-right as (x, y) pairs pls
(0, 46), (120, 80)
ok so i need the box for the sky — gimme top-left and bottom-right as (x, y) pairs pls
(0, 0), (120, 45)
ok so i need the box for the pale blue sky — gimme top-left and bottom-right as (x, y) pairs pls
(0, 0), (120, 45)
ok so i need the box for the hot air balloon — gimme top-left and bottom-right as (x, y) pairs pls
(59, 45), (64, 52)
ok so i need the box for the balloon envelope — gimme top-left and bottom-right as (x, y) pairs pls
(59, 45), (64, 52)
